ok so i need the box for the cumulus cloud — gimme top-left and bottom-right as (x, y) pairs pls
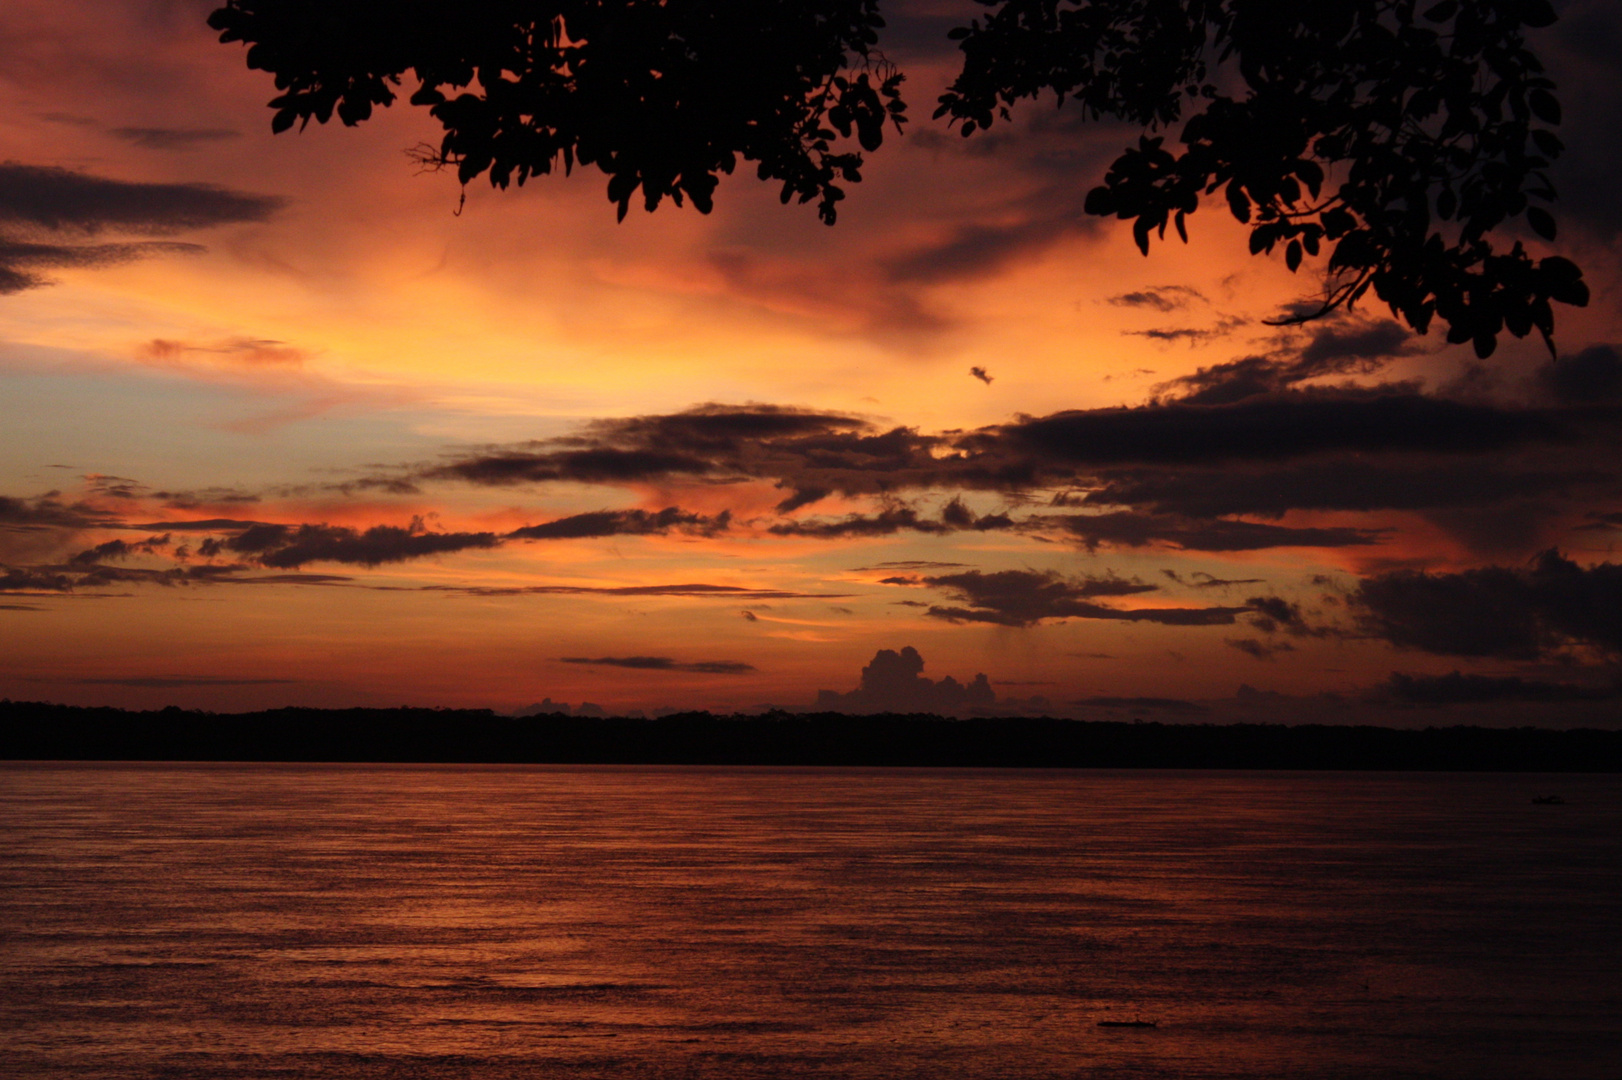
(814, 646), (995, 714)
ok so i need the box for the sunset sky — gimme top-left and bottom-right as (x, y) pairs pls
(3, 0), (1621, 722)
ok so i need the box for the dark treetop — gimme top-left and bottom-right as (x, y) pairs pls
(210, 0), (1587, 356)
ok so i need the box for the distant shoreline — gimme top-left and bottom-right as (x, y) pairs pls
(4, 701), (1620, 771)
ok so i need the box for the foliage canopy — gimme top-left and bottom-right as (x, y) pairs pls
(210, 0), (1587, 355)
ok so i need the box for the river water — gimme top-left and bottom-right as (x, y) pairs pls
(2, 765), (1618, 1079)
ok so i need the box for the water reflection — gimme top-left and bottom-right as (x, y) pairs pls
(2, 765), (1619, 1078)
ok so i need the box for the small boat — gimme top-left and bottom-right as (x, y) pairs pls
(1532, 795), (1565, 805)
(1097, 1020), (1158, 1028)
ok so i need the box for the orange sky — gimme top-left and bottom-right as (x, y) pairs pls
(3, 0), (1621, 721)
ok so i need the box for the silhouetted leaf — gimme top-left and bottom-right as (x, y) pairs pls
(1529, 89), (1561, 124)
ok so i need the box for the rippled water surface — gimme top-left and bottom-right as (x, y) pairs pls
(2, 765), (1619, 1079)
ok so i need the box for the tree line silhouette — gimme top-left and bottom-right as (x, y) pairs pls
(5, 700), (1620, 770)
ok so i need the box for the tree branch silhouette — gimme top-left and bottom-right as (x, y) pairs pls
(210, 0), (1586, 355)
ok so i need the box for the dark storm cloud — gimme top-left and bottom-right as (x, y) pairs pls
(1226, 637), (1296, 660)
(358, 393), (1618, 569)
(769, 500), (1014, 539)
(1161, 570), (1266, 589)
(0, 163), (282, 234)
(1107, 286), (1204, 311)
(1298, 321), (1419, 368)
(882, 213), (1089, 284)
(1535, 344), (1622, 403)
(510, 507), (730, 540)
(130, 517), (268, 531)
(814, 645), (996, 714)
(1577, 511), (1622, 532)
(0, 560), (353, 593)
(221, 522), (500, 569)
(1155, 322), (1415, 405)
(420, 404), (920, 494)
(151, 484), (263, 508)
(0, 566), (74, 592)
(1246, 596), (1311, 635)
(1125, 322), (1242, 347)
(415, 393), (1593, 525)
(429, 447), (717, 486)
(84, 475), (146, 499)
(1044, 511), (1381, 551)
(0, 237), (204, 292)
(775, 486), (831, 512)
(0, 493), (120, 529)
(1383, 670), (1618, 705)
(210, 572), (355, 586)
(69, 534), (171, 566)
(421, 582), (851, 600)
(770, 505), (950, 538)
(0, 163), (282, 292)
(110, 127), (241, 151)
(1353, 550), (1622, 659)
(417, 403), (1038, 509)
(878, 116), (1123, 287)
(560, 656), (756, 674)
(896, 568), (1245, 628)
(992, 392), (1563, 465)
(1084, 461), (1604, 517)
